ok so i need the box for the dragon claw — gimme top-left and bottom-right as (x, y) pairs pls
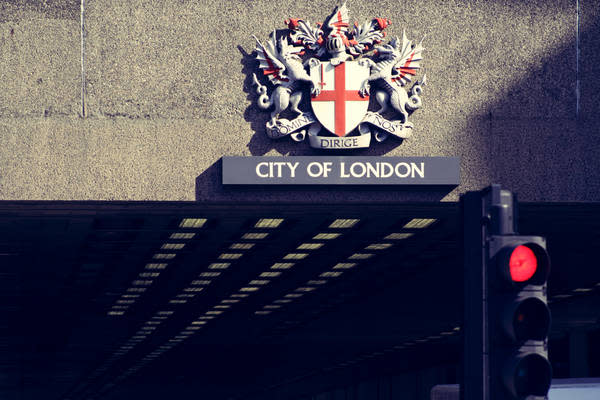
(307, 58), (321, 68)
(359, 82), (370, 97)
(358, 58), (373, 68)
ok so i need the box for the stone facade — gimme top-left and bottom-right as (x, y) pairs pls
(1, 0), (598, 202)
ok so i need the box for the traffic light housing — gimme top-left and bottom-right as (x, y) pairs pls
(462, 185), (552, 400)
(488, 236), (552, 399)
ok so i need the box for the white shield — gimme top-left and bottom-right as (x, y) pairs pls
(310, 60), (370, 137)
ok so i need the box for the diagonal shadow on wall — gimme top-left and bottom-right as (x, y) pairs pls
(193, 7), (600, 400)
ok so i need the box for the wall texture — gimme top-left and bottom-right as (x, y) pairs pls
(0, 0), (598, 202)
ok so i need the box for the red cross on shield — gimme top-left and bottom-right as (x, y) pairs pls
(310, 61), (370, 137)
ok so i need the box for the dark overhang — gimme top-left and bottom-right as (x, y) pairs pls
(0, 201), (599, 400)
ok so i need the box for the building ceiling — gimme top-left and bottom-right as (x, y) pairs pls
(0, 201), (599, 400)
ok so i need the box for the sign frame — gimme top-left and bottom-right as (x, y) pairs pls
(221, 156), (460, 186)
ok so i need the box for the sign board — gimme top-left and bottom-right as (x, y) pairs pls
(222, 156), (459, 186)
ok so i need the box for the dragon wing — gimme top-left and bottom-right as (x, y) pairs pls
(254, 32), (289, 84)
(347, 18), (390, 56)
(391, 31), (425, 87)
(287, 19), (325, 56)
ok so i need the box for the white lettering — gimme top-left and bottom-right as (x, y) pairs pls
(412, 162), (425, 178)
(366, 162), (379, 178)
(256, 162), (269, 178)
(395, 162), (411, 178)
(273, 162), (285, 178)
(381, 162), (394, 178)
(258, 160), (425, 180)
(287, 162), (299, 178)
(350, 162), (367, 178)
(340, 162), (350, 178)
(307, 162), (324, 178)
(323, 162), (333, 178)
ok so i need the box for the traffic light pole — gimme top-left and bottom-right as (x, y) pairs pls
(461, 187), (491, 400)
(462, 185), (551, 400)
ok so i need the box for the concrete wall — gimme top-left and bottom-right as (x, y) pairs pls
(1, 0), (598, 202)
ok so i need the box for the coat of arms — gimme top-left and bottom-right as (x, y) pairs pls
(251, 1), (426, 150)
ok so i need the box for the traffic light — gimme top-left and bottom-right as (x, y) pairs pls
(462, 185), (552, 400)
(488, 236), (552, 399)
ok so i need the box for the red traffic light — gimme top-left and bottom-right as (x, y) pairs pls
(509, 245), (537, 282)
(497, 241), (549, 286)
